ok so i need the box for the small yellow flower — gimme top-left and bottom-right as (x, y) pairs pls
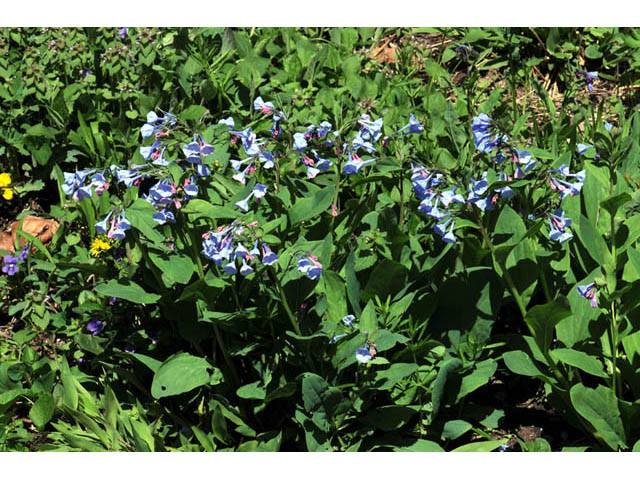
(0, 173), (11, 187)
(90, 236), (113, 257)
(0, 173), (12, 200)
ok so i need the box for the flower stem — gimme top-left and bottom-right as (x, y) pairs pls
(270, 269), (301, 336)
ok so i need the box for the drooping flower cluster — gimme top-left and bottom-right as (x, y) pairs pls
(355, 340), (377, 364)
(329, 314), (357, 344)
(140, 110), (177, 139)
(293, 121), (336, 178)
(62, 169), (110, 200)
(469, 114), (585, 246)
(472, 113), (508, 154)
(223, 123), (272, 185)
(2, 245), (29, 276)
(296, 252), (323, 280)
(397, 113), (424, 136)
(144, 177), (199, 225)
(548, 164), (585, 199)
(235, 183), (267, 212)
(182, 134), (215, 178)
(201, 222), (278, 276)
(411, 164), (463, 243)
(95, 209), (132, 240)
(343, 115), (384, 175)
(577, 282), (598, 308)
(547, 208), (573, 244)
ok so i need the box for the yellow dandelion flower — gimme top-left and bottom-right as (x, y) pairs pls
(0, 173), (11, 188)
(2, 188), (13, 200)
(90, 236), (113, 257)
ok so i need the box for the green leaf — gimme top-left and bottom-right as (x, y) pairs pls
(363, 405), (417, 431)
(570, 384), (627, 450)
(237, 381), (266, 400)
(74, 333), (105, 355)
(0, 389), (27, 407)
(345, 249), (362, 316)
(456, 359), (497, 401)
(576, 214), (611, 266)
(503, 350), (546, 378)
(442, 420), (473, 441)
(96, 279), (161, 305)
(184, 56), (203, 76)
(289, 185), (334, 225)
(396, 439), (445, 452)
(60, 357), (78, 410)
(601, 193), (631, 217)
(130, 353), (162, 373)
(622, 247), (640, 283)
(211, 404), (230, 445)
(180, 105), (208, 121)
(148, 251), (195, 286)
(452, 439), (506, 452)
(524, 297), (571, 353)
(431, 358), (462, 420)
(151, 353), (214, 399)
(25, 123), (59, 139)
(373, 363), (418, 390)
(550, 348), (607, 378)
(182, 199), (238, 220)
(29, 393), (55, 430)
(585, 44), (603, 59)
(126, 198), (164, 243)
(360, 300), (378, 342)
(361, 259), (408, 303)
(301, 373), (347, 433)
(320, 271), (347, 325)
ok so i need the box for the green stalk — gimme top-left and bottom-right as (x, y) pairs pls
(397, 145), (405, 229)
(269, 269), (301, 336)
(608, 159), (620, 396)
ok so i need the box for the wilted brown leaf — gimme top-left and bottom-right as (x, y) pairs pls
(1, 215), (60, 253)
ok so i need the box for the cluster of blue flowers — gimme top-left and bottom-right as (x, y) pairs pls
(146, 177), (199, 225)
(235, 183), (267, 212)
(296, 252), (323, 280)
(201, 222), (278, 276)
(95, 210), (131, 240)
(411, 164), (462, 243)
(539, 146), (588, 244)
(140, 111), (177, 140)
(410, 113), (537, 244)
(62, 169), (109, 200)
(468, 113), (591, 246)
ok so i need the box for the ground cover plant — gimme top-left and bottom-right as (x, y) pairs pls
(3, 27), (640, 452)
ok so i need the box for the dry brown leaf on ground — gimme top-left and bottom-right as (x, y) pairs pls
(369, 35), (398, 64)
(1, 215), (60, 253)
(0, 232), (12, 252)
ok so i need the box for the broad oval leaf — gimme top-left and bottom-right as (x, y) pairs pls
(151, 353), (214, 399)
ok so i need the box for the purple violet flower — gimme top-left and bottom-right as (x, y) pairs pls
(87, 317), (105, 336)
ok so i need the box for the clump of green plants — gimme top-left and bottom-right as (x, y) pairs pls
(3, 27), (640, 452)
